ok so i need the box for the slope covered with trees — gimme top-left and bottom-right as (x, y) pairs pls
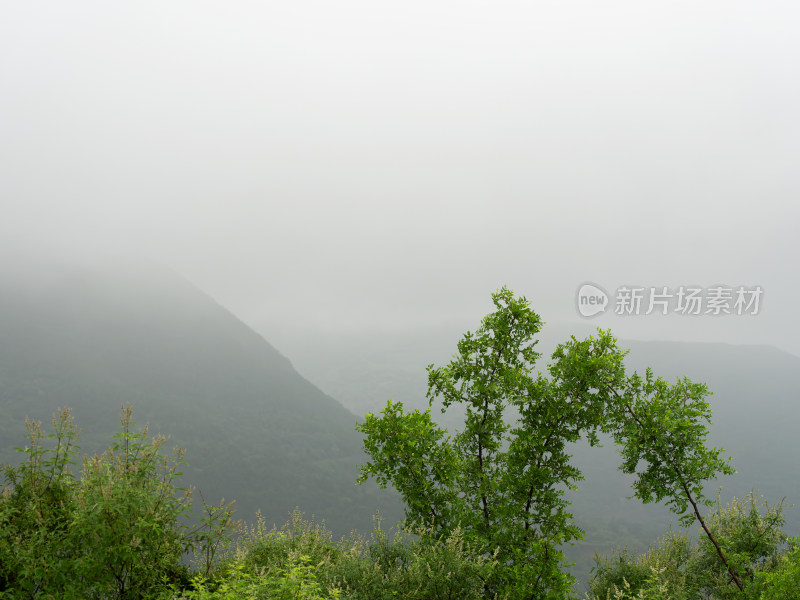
(0, 257), (403, 537)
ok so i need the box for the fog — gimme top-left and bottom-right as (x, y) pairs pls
(2, 1), (798, 356)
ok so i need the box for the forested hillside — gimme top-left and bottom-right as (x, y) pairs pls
(0, 257), (404, 537)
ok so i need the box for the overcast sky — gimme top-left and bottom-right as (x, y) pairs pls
(2, 1), (798, 355)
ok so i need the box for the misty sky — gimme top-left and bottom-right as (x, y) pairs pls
(2, 2), (799, 355)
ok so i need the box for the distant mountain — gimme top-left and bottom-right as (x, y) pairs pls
(0, 256), (403, 536)
(265, 323), (800, 589)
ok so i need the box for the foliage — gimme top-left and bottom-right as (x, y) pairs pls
(228, 510), (495, 600)
(589, 532), (695, 600)
(170, 557), (336, 600)
(549, 331), (737, 515)
(552, 330), (742, 588)
(324, 517), (497, 600)
(747, 536), (800, 600)
(235, 508), (343, 576)
(692, 492), (787, 599)
(357, 287), (740, 598)
(591, 562), (688, 600)
(588, 545), (655, 599)
(0, 405), (236, 599)
(67, 405), (192, 598)
(588, 492), (792, 600)
(0, 408), (81, 596)
(358, 288), (589, 598)
(191, 492), (240, 577)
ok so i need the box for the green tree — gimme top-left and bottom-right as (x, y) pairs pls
(357, 287), (737, 599)
(358, 287), (603, 598)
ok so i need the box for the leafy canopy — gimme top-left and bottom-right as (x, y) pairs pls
(357, 287), (736, 599)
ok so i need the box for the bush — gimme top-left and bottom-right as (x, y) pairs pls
(0, 408), (81, 597)
(587, 491), (792, 600)
(174, 558), (336, 600)
(589, 545), (655, 600)
(747, 536), (800, 600)
(236, 508), (342, 575)
(691, 492), (787, 600)
(228, 511), (496, 600)
(0, 406), (235, 600)
(1, 408), (494, 600)
(589, 561), (688, 600)
(323, 518), (497, 600)
(68, 405), (194, 598)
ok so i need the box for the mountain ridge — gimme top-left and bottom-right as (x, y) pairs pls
(0, 256), (403, 536)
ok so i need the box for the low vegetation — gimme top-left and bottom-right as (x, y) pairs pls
(588, 493), (798, 600)
(1, 405), (797, 599)
(0, 406), (493, 599)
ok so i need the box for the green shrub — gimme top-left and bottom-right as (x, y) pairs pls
(324, 518), (497, 600)
(228, 511), (496, 600)
(746, 536), (800, 600)
(0, 408), (81, 597)
(589, 561), (688, 600)
(691, 492), (787, 600)
(0, 405), (235, 600)
(68, 405), (194, 599)
(587, 491), (792, 600)
(173, 557), (337, 600)
(236, 507), (342, 575)
(589, 545), (654, 600)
